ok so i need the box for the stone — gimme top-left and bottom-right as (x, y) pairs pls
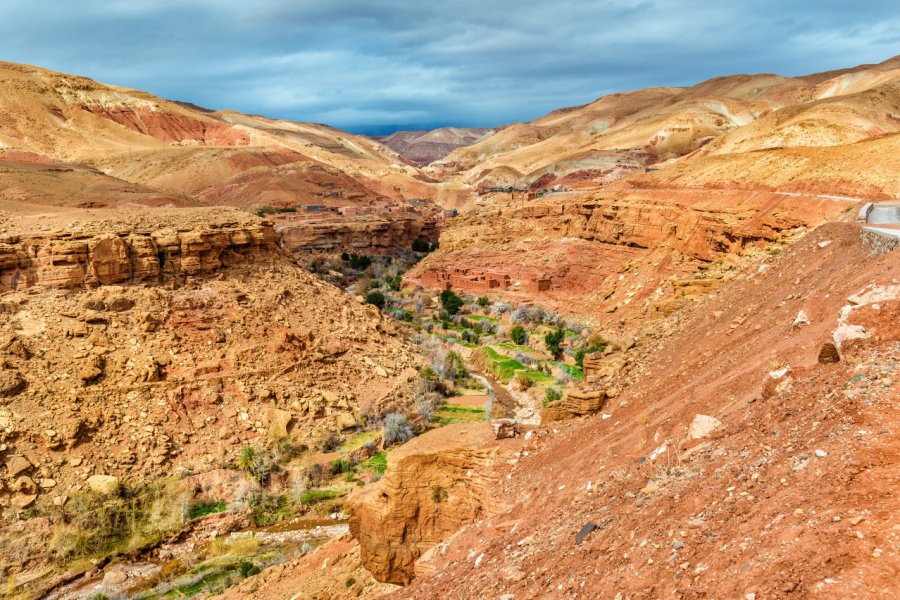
(792, 310), (810, 328)
(103, 570), (128, 585)
(0, 369), (26, 398)
(13, 476), (37, 494)
(576, 522), (598, 545)
(491, 418), (519, 439)
(12, 494), (37, 509)
(688, 414), (722, 439)
(815, 449), (828, 458)
(87, 474), (120, 495)
(5, 454), (32, 477)
(818, 342), (840, 364)
(265, 407), (293, 438)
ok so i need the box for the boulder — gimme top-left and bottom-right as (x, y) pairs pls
(818, 342), (841, 364)
(87, 474), (120, 495)
(5, 455), (32, 478)
(349, 423), (501, 585)
(688, 414), (722, 439)
(542, 386), (606, 423)
(0, 369), (25, 398)
(491, 418), (519, 439)
(265, 407), (293, 438)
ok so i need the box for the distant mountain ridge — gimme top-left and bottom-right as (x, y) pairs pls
(376, 126), (493, 165)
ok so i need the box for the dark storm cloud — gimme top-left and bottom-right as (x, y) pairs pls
(0, 1), (897, 133)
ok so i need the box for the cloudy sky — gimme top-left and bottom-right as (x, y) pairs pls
(1, 1), (897, 134)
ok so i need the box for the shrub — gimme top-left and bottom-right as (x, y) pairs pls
(411, 238), (431, 252)
(544, 387), (563, 407)
(445, 351), (469, 381)
(439, 289), (464, 315)
(383, 413), (415, 447)
(238, 560), (261, 578)
(343, 253), (372, 270)
(510, 325), (527, 345)
(492, 301), (512, 315)
(477, 296), (489, 307)
(330, 458), (352, 475)
(513, 373), (533, 390)
(544, 327), (565, 358)
(431, 486), (448, 503)
(346, 577), (357, 588)
(365, 290), (385, 309)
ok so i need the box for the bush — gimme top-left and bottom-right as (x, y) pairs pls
(439, 289), (464, 315)
(544, 387), (563, 406)
(365, 290), (385, 309)
(343, 253), (372, 270)
(445, 351), (469, 381)
(330, 458), (352, 475)
(383, 413), (415, 447)
(476, 296), (489, 307)
(510, 325), (527, 345)
(513, 373), (533, 390)
(544, 328), (565, 359)
(236, 446), (273, 486)
(411, 238), (431, 252)
(238, 560), (261, 578)
(492, 301), (512, 315)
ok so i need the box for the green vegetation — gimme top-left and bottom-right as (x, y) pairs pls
(299, 489), (344, 504)
(255, 207), (297, 217)
(411, 238), (431, 252)
(544, 387), (563, 407)
(365, 290), (386, 309)
(341, 252), (372, 270)
(359, 452), (388, 476)
(476, 296), (489, 307)
(510, 325), (527, 345)
(187, 499), (227, 520)
(439, 289), (464, 315)
(544, 327), (566, 358)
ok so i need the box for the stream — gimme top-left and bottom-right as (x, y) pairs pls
(43, 516), (349, 600)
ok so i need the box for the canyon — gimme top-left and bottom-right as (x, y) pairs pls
(0, 53), (898, 600)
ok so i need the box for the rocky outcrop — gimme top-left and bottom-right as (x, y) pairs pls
(0, 221), (277, 291)
(277, 215), (437, 254)
(349, 423), (503, 584)
(542, 386), (607, 423)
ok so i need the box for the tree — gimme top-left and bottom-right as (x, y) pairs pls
(365, 290), (385, 309)
(476, 296), (489, 307)
(439, 289), (463, 315)
(411, 238), (430, 252)
(544, 327), (565, 358)
(510, 325), (527, 345)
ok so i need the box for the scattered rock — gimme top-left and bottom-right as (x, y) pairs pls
(0, 369), (26, 398)
(688, 414), (722, 439)
(792, 310), (810, 328)
(491, 418), (519, 439)
(818, 342), (840, 363)
(87, 474), (120, 495)
(5, 454), (32, 477)
(103, 570), (128, 585)
(576, 522), (598, 545)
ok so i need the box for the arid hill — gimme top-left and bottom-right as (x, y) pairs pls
(430, 56), (900, 190)
(377, 127), (492, 165)
(0, 61), (437, 214)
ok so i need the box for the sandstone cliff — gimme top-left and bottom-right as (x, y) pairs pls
(349, 423), (507, 584)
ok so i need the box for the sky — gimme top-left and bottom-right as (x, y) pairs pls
(0, 1), (898, 135)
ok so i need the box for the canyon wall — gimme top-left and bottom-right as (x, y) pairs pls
(276, 215), (438, 255)
(0, 217), (277, 292)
